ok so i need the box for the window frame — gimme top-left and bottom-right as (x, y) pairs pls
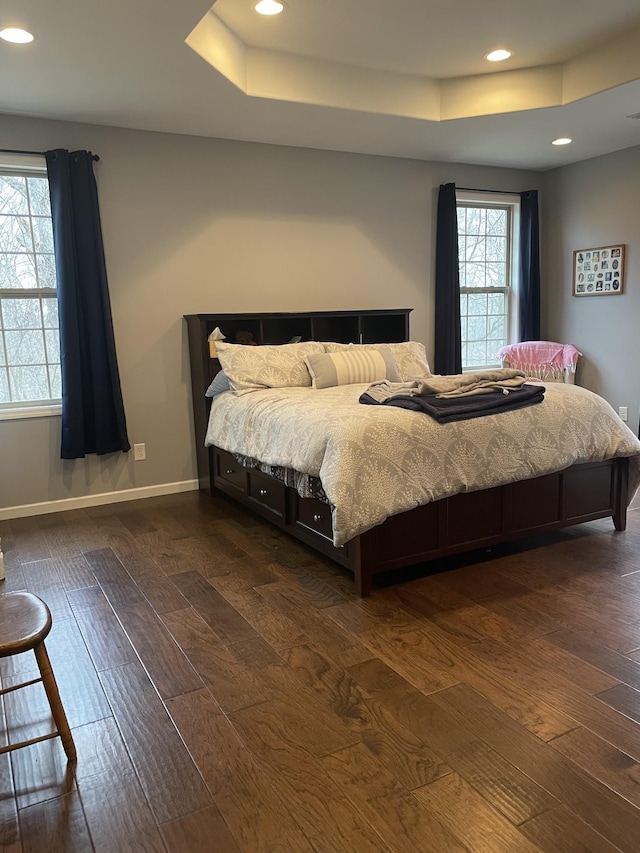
(456, 190), (520, 372)
(0, 153), (61, 421)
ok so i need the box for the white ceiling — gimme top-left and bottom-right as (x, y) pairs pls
(1, 0), (640, 171)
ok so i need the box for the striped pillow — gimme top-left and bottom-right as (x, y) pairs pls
(304, 348), (400, 389)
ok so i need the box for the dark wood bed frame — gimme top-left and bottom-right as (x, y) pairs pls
(185, 310), (629, 596)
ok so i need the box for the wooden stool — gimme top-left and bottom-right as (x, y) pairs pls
(0, 592), (76, 761)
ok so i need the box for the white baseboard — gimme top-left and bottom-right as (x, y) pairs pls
(0, 480), (200, 521)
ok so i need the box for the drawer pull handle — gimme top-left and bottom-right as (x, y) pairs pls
(260, 488), (268, 497)
(225, 468), (234, 475)
(313, 514), (322, 523)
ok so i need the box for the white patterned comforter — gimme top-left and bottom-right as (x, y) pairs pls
(205, 383), (640, 546)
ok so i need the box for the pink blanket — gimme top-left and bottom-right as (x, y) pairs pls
(497, 341), (581, 377)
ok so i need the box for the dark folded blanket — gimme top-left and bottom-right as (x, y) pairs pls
(359, 383), (545, 423)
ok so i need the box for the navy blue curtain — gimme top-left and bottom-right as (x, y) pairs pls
(46, 149), (130, 459)
(434, 182), (462, 375)
(519, 190), (541, 341)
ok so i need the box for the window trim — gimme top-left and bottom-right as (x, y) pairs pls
(0, 403), (61, 421)
(0, 153), (61, 418)
(456, 190), (521, 371)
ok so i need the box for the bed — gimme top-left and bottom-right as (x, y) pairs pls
(185, 310), (640, 596)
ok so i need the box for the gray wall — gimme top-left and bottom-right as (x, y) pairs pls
(541, 144), (640, 434)
(0, 113), (538, 511)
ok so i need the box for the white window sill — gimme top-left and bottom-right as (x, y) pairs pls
(0, 404), (62, 422)
(462, 364), (501, 373)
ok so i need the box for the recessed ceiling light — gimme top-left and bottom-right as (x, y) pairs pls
(0, 27), (34, 43)
(485, 49), (513, 62)
(552, 137), (573, 146)
(254, 0), (285, 15)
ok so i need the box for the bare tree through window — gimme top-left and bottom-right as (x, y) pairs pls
(457, 198), (515, 370)
(0, 167), (59, 408)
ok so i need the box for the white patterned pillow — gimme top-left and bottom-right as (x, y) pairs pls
(216, 341), (325, 395)
(322, 341), (431, 381)
(305, 348), (400, 389)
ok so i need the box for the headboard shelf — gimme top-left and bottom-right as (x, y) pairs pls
(188, 308), (410, 347)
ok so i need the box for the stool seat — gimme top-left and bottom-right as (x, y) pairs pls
(0, 592), (76, 761)
(0, 592), (52, 656)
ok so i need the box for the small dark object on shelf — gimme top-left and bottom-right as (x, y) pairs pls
(235, 330), (258, 345)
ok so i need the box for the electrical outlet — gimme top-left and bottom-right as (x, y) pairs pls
(133, 443), (146, 461)
(618, 407), (628, 422)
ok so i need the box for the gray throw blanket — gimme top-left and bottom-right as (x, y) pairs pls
(363, 369), (528, 404)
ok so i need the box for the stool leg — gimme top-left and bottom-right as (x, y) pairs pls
(33, 641), (77, 762)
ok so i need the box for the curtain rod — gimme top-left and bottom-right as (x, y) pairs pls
(0, 147), (100, 161)
(456, 187), (522, 195)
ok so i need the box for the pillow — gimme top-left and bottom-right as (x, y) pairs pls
(215, 340), (325, 395)
(322, 341), (431, 381)
(305, 348), (400, 389)
(205, 370), (230, 399)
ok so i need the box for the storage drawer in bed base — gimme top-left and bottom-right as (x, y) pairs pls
(211, 447), (351, 569)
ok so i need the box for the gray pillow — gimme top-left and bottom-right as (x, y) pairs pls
(205, 371), (231, 399)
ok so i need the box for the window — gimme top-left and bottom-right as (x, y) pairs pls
(0, 156), (60, 417)
(457, 191), (520, 371)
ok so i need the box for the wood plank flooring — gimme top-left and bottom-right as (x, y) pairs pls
(1, 489), (640, 852)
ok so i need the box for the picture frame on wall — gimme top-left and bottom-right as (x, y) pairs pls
(573, 244), (625, 296)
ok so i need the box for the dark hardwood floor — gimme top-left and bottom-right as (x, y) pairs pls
(1, 488), (640, 852)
